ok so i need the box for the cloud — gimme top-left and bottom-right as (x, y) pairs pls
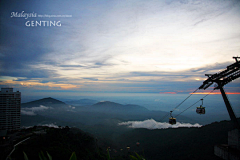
(119, 119), (202, 129)
(23, 123), (60, 128)
(1, 0), (240, 94)
(59, 65), (84, 68)
(21, 105), (51, 116)
(0, 79), (79, 90)
(41, 123), (60, 128)
(21, 110), (36, 116)
(68, 105), (75, 109)
(190, 61), (233, 73)
(29, 105), (50, 111)
(159, 92), (177, 94)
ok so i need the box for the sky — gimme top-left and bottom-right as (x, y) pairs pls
(0, 0), (240, 98)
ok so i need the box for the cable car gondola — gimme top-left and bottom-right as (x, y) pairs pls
(169, 111), (176, 125)
(196, 99), (205, 114)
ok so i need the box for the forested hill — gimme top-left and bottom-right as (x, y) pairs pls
(115, 119), (239, 160)
(21, 97), (68, 108)
(9, 118), (240, 160)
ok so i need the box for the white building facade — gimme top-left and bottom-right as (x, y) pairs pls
(0, 88), (21, 131)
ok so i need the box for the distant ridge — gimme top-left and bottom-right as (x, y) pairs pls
(93, 101), (123, 107)
(21, 97), (67, 108)
(21, 97), (195, 126)
(65, 98), (98, 106)
(90, 101), (149, 113)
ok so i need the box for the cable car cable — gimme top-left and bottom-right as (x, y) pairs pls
(175, 100), (202, 118)
(152, 89), (213, 128)
(159, 87), (199, 122)
(171, 88), (199, 112)
(159, 113), (170, 122)
(175, 89), (214, 117)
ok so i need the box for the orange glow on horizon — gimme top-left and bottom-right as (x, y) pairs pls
(0, 80), (79, 90)
(191, 92), (240, 95)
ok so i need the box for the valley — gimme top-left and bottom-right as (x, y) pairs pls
(17, 97), (239, 159)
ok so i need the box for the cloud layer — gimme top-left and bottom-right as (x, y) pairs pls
(21, 105), (51, 116)
(119, 119), (202, 129)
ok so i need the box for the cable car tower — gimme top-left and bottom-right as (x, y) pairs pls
(199, 57), (240, 129)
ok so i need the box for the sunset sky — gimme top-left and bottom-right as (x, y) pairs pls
(0, 0), (240, 98)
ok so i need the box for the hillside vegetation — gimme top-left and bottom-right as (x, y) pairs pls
(18, 97), (240, 160)
(11, 119), (239, 160)
(11, 127), (107, 160)
(114, 119), (239, 160)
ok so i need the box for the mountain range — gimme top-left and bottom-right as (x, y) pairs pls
(17, 97), (240, 160)
(21, 97), (196, 126)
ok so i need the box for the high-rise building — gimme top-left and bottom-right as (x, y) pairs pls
(0, 88), (21, 131)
